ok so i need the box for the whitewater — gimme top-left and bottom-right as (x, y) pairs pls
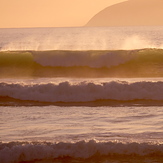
(0, 26), (163, 163)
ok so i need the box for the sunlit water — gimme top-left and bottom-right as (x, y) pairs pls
(1, 26), (163, 163)
(1, 105), (163, 143)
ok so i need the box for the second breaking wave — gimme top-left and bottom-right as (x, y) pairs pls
(1, 80), (163, 106)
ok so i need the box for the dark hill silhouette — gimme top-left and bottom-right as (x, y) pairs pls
(86, 0), (163, 26)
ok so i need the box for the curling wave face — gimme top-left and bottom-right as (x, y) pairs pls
(0, 48), (163, 77)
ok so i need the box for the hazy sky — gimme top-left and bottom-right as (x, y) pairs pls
(86, 0), (163, 27)
(0, 0), (126, 28)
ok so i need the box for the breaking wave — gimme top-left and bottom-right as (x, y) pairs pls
(0, 48), (163, 77)
(0, 140), (163, 163)
(1, 80), (163, 106)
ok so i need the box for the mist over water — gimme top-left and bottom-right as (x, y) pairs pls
(0, 26), (163, 51)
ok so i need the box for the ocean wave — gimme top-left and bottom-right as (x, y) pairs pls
(0, 49), (163, 77)
(1, 81), (163, 104)
(0, 140), (163, 163)
(0, 49), (136, 68)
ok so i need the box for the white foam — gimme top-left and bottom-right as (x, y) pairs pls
(1, 81), (163, 102)
(0, 140), (163, 163)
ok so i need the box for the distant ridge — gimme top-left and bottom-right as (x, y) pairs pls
(86, 0), (163, 27)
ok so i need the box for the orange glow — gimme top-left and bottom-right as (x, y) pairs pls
(0, 0), (125, 28)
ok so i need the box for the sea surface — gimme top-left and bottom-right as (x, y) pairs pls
(0, 26), (163, 163)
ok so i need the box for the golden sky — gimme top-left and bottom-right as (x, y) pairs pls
(0, 0), (126, 28)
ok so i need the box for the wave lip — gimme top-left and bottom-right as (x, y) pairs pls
(0, 140), (163, 163)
